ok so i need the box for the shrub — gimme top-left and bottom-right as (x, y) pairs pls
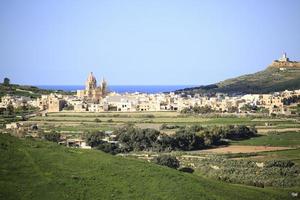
(43, 132), (61, 142)
(178, 167), (194, 173)
(96, 142), (121, 155)
(265, 160), (294, 168)
(153, 155), (180, 169)
(160, 123), (181, 130)
(94, 118), (102, 123)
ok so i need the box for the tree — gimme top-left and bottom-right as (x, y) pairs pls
(3, 77), (10, 86)
(86, 131), (106, 147)
(173, 129), (204, 150)
(153, 155), (180, 169)
(6, 104), (14, 115)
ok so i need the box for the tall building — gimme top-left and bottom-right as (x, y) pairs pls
(77, 72), (108, 102)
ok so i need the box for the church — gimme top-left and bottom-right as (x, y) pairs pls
(77, 72), (108, 102)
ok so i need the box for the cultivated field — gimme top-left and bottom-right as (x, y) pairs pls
(3, 111), (300, 198)
(27, 111), (300, 135)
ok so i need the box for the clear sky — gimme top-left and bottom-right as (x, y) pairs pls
(0, 0), (300, 86)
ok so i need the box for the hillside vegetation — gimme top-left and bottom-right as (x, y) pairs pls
(0, 134), (297, 200)
(0, 83), (49, 98)
(0, 83), (72, 98)
(176, 66), (300, 95)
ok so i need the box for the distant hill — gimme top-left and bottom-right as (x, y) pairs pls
(0, 83), (72, 98)
(176, 60), (300, 95)
(0, 134), (292, 200)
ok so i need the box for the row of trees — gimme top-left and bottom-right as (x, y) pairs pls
(181, 105), (214, 114)
(85, 125), (257, 154)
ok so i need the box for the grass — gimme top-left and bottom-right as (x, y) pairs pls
(0, 134), (298, 200)
(231, 131), (300, 147)
(30, 114), (297, 125)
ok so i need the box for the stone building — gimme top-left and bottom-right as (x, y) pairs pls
(270, 53), (300, 68)
(48, 94), (66, 112)
(37, 94), (66, 112)
(77, 72), (108, 102)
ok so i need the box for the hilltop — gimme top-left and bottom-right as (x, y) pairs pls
(176, 54), (300, 95)
(0, 134), (294, 200)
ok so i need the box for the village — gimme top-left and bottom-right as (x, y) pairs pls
(1, 53), (299, 116)
(1, 72), (299, 116)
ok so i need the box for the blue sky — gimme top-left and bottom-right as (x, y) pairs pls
(0, 0), (300, 85)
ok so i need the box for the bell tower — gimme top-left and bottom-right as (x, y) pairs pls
(85, 72), (97, 91)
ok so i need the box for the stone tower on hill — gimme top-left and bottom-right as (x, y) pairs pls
(77, 72), (108, 102)
(270, 53), (300, 68)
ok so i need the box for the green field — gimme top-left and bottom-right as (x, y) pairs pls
(231, 131), (300, 147)
(0, 134), (298, 200)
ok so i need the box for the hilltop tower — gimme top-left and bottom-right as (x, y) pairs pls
(278, 52), (289, 62)
(269, 53), (300, 68)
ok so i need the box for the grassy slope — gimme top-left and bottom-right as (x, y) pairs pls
(177, 67), (300, 94)
(0, 134), (296, 200)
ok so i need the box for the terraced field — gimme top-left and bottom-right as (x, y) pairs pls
(27, 111), (299, 136)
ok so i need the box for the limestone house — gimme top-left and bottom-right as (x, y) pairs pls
(48, 94), (66, 112)
(37, 95), (50, 110)
(1, 95), (30, 108)
(103, 95), (137, 112)
(6, 122), (23, 129)
(259, 94), (273, 106)
(74, 103), (88, 112)
(88, 103), (106, 112)
(137, 101), (160, 111)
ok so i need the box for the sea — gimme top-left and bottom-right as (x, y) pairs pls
(36, 85), (196, 94)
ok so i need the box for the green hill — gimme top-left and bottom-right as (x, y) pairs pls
(176, 66), (300, 95)
(0, 134), (297, 200)
(0, 83), (72, 98)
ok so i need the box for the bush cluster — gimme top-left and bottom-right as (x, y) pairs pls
(113, 125), (257, 153)
(153, 155), (180, 169)
(194, 156), (299, 187)
(181, 105), (214, 114)
(85, 125), (257, 155)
